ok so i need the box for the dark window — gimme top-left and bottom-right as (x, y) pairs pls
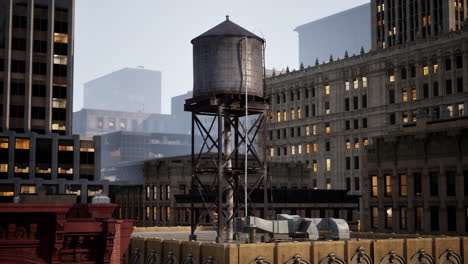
(423, 84), (429, 98)
(410, 65), (416, 77)
(11, 60), (26, 73)
(353, 96), (358, 110)
(319, 208), (325, 218)
(353, 119), (359, 129)
(297, 91), (300, 100)
(297, 127), (301, 137)
(282, 93), (286, 103)
(31, 107), (46, 119)
(34, 18), (48, 31)
(446, 171), (456, 196)
(282, 129), (286, 139)
(276, 130), (280, 140)
(445, 58), (452, 71)
(325, 141), (330, 151)
(52, 108), (66, 121)
(354, 156), (359, 170)
(345, 98), (350, 111)
(33, 62), (47, 75)
(53, 64), (67, 77)
(430, 172), (439, 196)
(290, 91), (294, 101)
(276, 94), (280, 104)
(311, 87), (316, 97)
(345, 120), (350, 130)
(12, 38), (26, 51)
(305, 89), (309, 98)
(457, 78), (463, 93)
(456, 55), (463, 68)
(464, 170), (468, 196)
(430, 207), (439, 231)
(401, 67), (407, 79)
(305, 105), (309, 118)
(346, 178), (351, 191)
(389, 89), (395, 104)
(0, 59), (3, 72)
(54, 21), (68, 34)
(11, 80), (25, 96)
(346, 157), (350, 170)
(32, 84), (46, 97)
(390, 113), (396, 125)
(414, 173), (422, 196)
(362, 118), (368, 128)
(276, 147), (280, 157)
(33, 40), (48, 53)
(290, 127), (294, 138)
(54, 42), (68, 56)
(312, 104), (316, 116)
(446, 79), (452, 95)
(10, 105), (24, 118)
(433, 81), (439, 96)
(447, 206), (457, 231)
(12, 16), (27, 28)
(362, 94), (367, 108)
(53, 85), (67, 99)
(354, 177), (359, 191)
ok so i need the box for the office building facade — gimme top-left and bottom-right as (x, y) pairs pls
(83, 67), (162, 114)
(0, 0), (107, 203)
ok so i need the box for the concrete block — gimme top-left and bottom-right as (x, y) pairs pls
(345, 240), (373, 264)
(405, 238), (434, 264)
(275, 242), (312, 263)
(130, 237), (147, 264)
(201, 242), (234, 264)
(372, 239), (405, 264)
(238, 243), (275, 264)
(433, 237), (462, 261)
(181, 241), (202, 264)
(162, 239), (182, 263)
(311, 241), (345, 264)
(145, 238), (164, 264)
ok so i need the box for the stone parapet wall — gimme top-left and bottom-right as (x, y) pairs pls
(125, 233), (467, 264)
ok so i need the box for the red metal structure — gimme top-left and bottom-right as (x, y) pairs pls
(0, 203), (133, 264)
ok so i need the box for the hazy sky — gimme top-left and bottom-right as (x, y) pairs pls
(74, 0), (368, 114)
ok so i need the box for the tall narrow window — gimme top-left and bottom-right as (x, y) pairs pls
(385, 207), (393, 229)
(385, 175), (392, 197)
(415, 207), (423, 230)
(362, 77), (368, 87)
(414, 173), (422, 196)
(400, 207), (407, 230)
(399, 174), (407, 197)
(430, 207), (439, 231)
(447, 206), (456, 231)
(446, 171), (456, 196)
(430, 172), (439, 196)
(371, 207), (379, 228)
(371, 175), (378, 197)
(326, 159), (331, 172)
(297, 108), (301, 119)
(325, 84), (330, 95)
(402, 88), (408, 102)
(345, 80), (350, 91)
(290, 109), (295, 120)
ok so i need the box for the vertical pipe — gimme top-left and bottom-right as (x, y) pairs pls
(224, 115), (233, 241)
(244, 37), (249, 218)
(217, 105), (223, 242)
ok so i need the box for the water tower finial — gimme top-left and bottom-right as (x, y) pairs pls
(226, 15), (229, 21)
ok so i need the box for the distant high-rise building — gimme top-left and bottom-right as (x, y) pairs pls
(295, 3), (371, 66)
(0, 0), (107, 203)
(371, 0), (468, 50)
(83, 67), (162, 113)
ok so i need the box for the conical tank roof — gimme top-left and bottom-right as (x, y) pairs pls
(191, 16), (264, 43)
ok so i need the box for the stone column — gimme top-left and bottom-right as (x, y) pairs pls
(439, 166), (448, 233)
(8, 134), (15, 179)
(2, 0), (13, 131)
(407, 168), (415, 233)
(23, 0), (33, 132)
(45, 0), (55, 134)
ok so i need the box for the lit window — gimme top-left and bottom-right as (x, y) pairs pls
(385, 207), (393, 229)
(153, 206), (158, 220)
(312, 125), (317, 135)
(270, 148), (274, 157)
(36, 167), (51, 173)
(353, 78), (358, 89)
(325, 123), (331, 134)
(313, 160), (318, 173)
(0, 164), (8, 173)
(88, 186), (103, 197)
(458, 103), (464, 116)
(422, 16), (427, 26)
(120, 120), (126, 129)
(326, 179), (331, 190)
(382, 3), (385, 11)
(297, 108), (301, 119)
(0, 138), (8, 149)
(277, 111), (281, 122)
(52, 123), (66, 131)
(20, 185), (36, 194)
(433, 64), (439, 73)
(58, 145), (73, 151)
(400, 174), (407, 196)
(326, 158), (331, 172)
(325, 102), (330, 115)
(146, 206), (150, 220)
(371, 175), (378, 197)
(15, 139), (30, 149)
(52, 98), (66, 108)
(447, 105), (454, 117)
(306, 144), (310, 153)
(345, 139), (351, 150)
(80, 147), (95, 152)
(53, 54), (67, 65)
(402, 112), (409, 123)
(411, 87), (417, 100)
(372, 207), (379, 228)
(290, 109), (295, 120)
(14, 166), (29, 173)
(58, 167), (73, 174)
(362, 77), (368, 88)
(363, 138), (369, 146)
(345, 80), (350, 91)
(385, 175), (392, 196)
(305, 126), (310, 136)
(412, 111), (417, 122)
(325, 84), (330, 95)
(53, 33), (68, 43)
(377, 5), (381, 12)
(402, 88), (408, 102)
(166, 207), (171, 221)
(97, 118), (103, 129)
(313, 143), (317, 153)
(389, 74), (395, 82)
(283, 111), (287, 121)
(291, 146), (295, 155)
(423, 65), (429, 76)
(354, 139), (360, 149)
(108, 119), (115, 128)
(298, 145), (302, 154)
